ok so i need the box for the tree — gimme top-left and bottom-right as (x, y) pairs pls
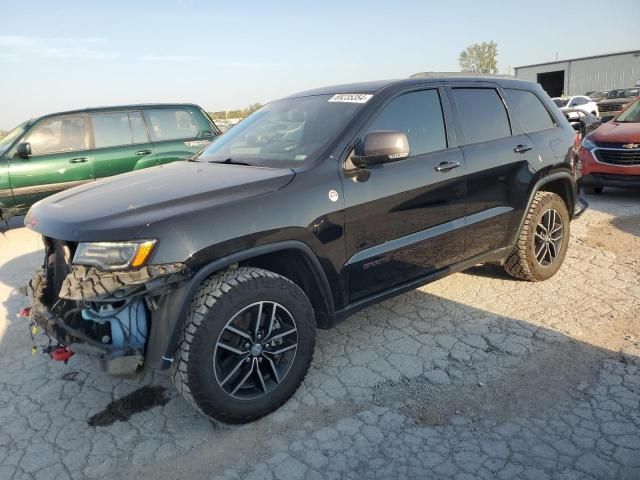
(458, 41), (498, 74)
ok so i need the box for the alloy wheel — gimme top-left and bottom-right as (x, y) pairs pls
(213, 301), (298, 400)
(534, 208), (564, 267)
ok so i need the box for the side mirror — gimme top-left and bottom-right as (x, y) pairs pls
(15, 142), (31, 158)
(351, 131), (410, 168)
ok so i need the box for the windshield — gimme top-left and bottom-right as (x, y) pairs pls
(553, 98), (568, 107)
(0, 121), (28, 155)
(197, 94), (365, 168)
(616, 99), (640, 123)
(607, 88), (640, 99)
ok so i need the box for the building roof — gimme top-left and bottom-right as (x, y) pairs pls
(514, 49), (640, 70)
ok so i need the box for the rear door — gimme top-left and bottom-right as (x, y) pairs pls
(90, 110), (157, 179)
(143, 106), (217, 165)
(8, 114), (93, 209)
(448, 85), (540, 257)
(342, 87), (467, 301)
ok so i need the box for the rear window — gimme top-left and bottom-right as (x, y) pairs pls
(452, 88), (511, 144)
(144, 109), (200, 141)
(505, 89), (556, 133)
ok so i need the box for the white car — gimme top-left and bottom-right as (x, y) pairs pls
(552, 96), (599, 118)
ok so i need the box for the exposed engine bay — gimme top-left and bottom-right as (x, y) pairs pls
(27, 238), (190, 376)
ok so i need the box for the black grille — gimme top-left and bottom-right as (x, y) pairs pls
(595, 148), (640, 166)
(598, 104), (623, 113)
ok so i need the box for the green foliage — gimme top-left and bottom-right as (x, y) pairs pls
(209, 102), (263, 120)
(458, 41), (498, 74)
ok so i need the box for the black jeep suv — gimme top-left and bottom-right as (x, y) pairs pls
(25, 74), (585, 423)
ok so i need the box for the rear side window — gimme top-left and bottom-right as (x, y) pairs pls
(504, 89), (556, 133)
(26, 116), (88, 155)
(91, 111), (149, 148)
(366, 89), (447, 156)
(144, 109), (199, 141)
(452, 88), (511, 144)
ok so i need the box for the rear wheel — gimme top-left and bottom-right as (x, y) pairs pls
(172, 267), (316, 424)
(503, 191), (570, 282)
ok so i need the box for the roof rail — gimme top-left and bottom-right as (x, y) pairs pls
(410, 71), (515, 80)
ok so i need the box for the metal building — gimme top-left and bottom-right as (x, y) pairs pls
(514, 50), (640, 97)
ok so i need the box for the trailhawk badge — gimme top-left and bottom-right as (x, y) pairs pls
(328, 190), (339, 202)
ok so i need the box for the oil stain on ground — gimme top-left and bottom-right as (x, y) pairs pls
(88, 385), (170, 427)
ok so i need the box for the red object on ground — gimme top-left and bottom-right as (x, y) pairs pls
(51, 347), (75, 362)
(20, 307), (31, 318)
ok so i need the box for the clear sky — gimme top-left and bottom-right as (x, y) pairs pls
(1, 0), (639, 129)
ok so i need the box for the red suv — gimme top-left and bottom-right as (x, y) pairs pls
(578, 98), (640, 194)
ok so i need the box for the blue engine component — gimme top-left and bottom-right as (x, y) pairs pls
(81, 300), (148, 352)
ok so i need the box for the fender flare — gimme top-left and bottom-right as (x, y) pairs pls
(153, 240), (334, 370)
(509, 170), (577, 247)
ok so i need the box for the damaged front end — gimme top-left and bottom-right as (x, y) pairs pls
(27, 238), (191, 376)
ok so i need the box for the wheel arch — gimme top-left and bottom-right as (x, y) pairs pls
(507, 170), (577, 250)
(151, 240), (335, 370)
(537, 173), (576, 218)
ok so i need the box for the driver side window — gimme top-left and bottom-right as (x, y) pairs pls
(366, 89), (447, 157)
(26, 116), (88, 156)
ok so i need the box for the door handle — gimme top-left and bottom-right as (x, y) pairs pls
(135, 150), (152, 156)
(514, 144), (533, 153)
(69, 157), (88, 163)
(435, 161), (460, 172)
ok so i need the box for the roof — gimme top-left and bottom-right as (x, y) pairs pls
(410, 71), (515, 80)
(284, 80), (401, 98)
(514, 49), (640, 70)
(32, 103), (203, 120)
(285, 73), (533, 99)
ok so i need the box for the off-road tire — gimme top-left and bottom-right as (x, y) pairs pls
(171, 267), (316, 424)
(503, 191), (570, 282)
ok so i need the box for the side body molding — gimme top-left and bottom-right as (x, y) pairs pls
(150, 240), (335, 370)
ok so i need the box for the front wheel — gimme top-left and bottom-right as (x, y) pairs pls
(503, 191), (570, 282)
(172, 267), (316, 424)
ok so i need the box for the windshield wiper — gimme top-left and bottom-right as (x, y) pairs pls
(208, 158), (254, 166)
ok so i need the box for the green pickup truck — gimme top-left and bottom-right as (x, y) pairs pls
(0, 103), (220, 218)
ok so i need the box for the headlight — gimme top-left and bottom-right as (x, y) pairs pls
(581, 136), (597, 151)
(73, 240), (157, 270)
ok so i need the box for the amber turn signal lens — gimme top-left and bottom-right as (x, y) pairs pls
(131, 240), (156, 268)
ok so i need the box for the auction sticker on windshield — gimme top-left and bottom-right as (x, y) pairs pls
(328, 94), (373, 103)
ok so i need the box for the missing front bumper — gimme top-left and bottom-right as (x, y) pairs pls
(27, 262), (191, 376)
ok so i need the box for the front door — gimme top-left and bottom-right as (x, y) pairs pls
(8, 114), (94, 210)
(90, 111), (157, 179)
(342, 88), (467, 302)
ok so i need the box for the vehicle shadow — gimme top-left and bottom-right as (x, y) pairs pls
(461, 263), (511, 280)
(0, 232), (638, 479)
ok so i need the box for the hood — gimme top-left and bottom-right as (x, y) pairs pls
(26, 161), (295, 241)
(589, 121), (640, 144)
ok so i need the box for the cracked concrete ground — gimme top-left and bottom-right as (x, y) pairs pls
(1, 189), (639, 480)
